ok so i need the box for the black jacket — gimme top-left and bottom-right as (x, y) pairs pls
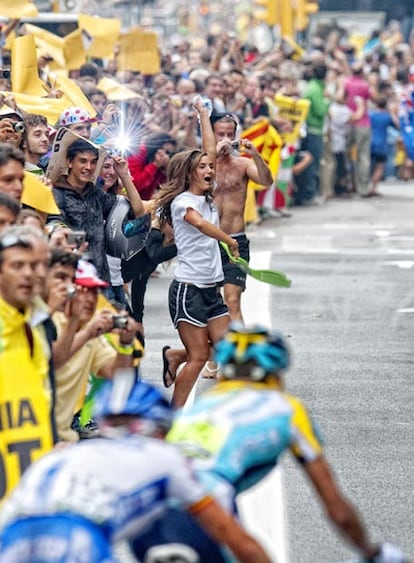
(49, 176), (117, 281)
(121, 228), (177, 282)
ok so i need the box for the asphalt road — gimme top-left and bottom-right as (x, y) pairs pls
(140, 179), (414, 563)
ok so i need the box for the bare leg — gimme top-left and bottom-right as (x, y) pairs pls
(223, 283), (244, 322)
(207, 314), (231, 345)
(370, 162), (385, 194)
(171, 323), (210, 408)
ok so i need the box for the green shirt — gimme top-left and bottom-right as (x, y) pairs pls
(303, 78), (330, 135)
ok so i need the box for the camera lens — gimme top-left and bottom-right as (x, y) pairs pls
(13, 122), (25, 134)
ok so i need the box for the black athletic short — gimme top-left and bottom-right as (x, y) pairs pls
(220, 233), (250, 290)
(169, 280), (228, 328)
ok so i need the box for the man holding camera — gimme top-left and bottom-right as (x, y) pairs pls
(53, 259), (138, 443)
(211, 112), (273, 321)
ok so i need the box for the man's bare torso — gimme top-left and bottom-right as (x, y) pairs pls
(214, 155), (249, 234)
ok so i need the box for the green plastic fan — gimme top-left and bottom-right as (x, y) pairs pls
(221, 242), (292, 288)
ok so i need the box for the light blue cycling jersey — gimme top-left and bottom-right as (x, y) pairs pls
(167, 380), (323, 510)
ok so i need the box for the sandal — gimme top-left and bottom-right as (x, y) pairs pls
(201, 361), (220, 379)
(162, 346), (176, 388)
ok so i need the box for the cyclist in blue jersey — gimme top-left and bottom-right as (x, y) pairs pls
(163, 323), (408, 563)
(0, 372), (270, 563)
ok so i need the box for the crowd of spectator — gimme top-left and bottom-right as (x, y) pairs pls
(0, 13), (413, 557)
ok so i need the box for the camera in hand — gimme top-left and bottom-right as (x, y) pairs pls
(231, 141), (240, 151)
(0, 69), (11, 80)
(13, 122), (25, 134)
(106, 148), (119, 158)
(112, 315), (128, 330)
(67, 231), (87, 247)
(66, 285), (77, 299)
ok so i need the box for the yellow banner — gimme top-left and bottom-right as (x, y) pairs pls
(118, 29), (160, 74)
(4, 92), (67, 125)
(25, 24), (66, 69)
(78, 14), (121, 59)
(274, 94), (310, 144)
(97, 77), (141, 101)
(4, 30), (15, 52)
(50, 74), (97, 118)
(0, 0), (38, 18)
(11, 34), (47, 97)
(63, 29), (87, 71)
(4, 82), (95, 126)
(0, 356), (53, 502)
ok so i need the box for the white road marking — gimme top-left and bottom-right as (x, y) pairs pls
(385, 261), (414, 269)
(397, 308), (414, 313)
(238, 251), (289, 563)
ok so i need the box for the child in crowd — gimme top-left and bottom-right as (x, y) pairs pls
(368, 95), (399, 196)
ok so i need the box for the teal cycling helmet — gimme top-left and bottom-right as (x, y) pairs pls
(214, 322), (290, 381)
(93, 372), (173, 432)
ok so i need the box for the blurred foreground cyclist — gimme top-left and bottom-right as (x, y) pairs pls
(0, 371), (270, 563)
(165, 323), (410, 563)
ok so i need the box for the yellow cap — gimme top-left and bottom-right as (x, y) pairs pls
(22, 172), (60, 215)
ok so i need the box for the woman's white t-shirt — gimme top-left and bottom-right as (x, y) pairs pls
(171, 191), (224, 285)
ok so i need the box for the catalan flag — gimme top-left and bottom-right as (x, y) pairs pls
(241, 118), (282, 223)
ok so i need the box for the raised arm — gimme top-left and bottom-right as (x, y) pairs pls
(193, 96), (216, 163)
(113, 156), (145, 217)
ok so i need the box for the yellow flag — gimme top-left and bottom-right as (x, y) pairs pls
(97, 77), (141, 101)
(0, 0), (38, 18)
(25, 24), (66, 69)
(4, 30), (15, 51)
(118, 28), (160, 74)
(4, 91), (67, 125)
(11, 35), (47, 97)
(49, 73), (97, 118)
(78, 14), (121, 59)
(63, 29), (87, 71)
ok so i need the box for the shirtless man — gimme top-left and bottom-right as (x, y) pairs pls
(211, 113), (273, 320)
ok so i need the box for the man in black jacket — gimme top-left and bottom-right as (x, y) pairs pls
(48, 139), (144, 282)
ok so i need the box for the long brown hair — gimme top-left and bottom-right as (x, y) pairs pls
(154, 149), (211, 225)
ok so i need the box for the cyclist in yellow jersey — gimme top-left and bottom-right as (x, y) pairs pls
(163, 323), (409, 563)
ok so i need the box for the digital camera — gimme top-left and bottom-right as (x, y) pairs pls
(66, 285), (77, 299)
(112, 315), (128, 330)
(13, 122), (25, 134)
(0, 69), (11, 80)
(67, 231), (86, 247)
